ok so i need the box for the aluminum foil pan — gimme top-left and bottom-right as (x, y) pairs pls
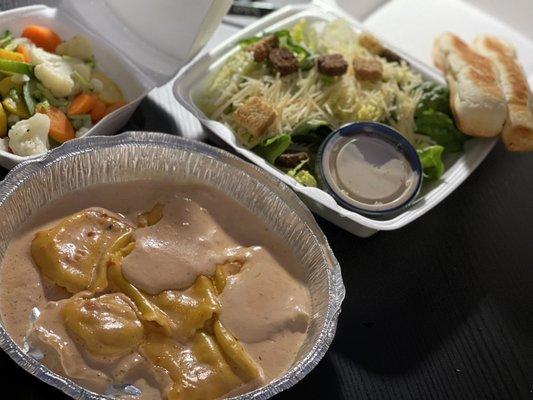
(0, 131), (345, 400)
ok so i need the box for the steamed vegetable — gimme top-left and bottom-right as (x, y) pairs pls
(68, 93), (98, 115)
(34, 59), (75, 97)
(55, 34), (93, 60)
(16, 44), (30, 62)
(22, 81), (35, 115)
(0, 58), (32, 75)
(37, 105), (74, 143)
(2, 96), (29, 118)
(91, 71), (124, 105)
(0, 48), (25, 62)
(0, 103), (7, 137)
(8, 112), (50, 155)
(0, 31), (13, 48)
(68, 114), (92, 130)
(0, 76), (22, 97)
(0, 25), (125, 156)
(21, 25), (62, 52)
(90, 99), (106, 123)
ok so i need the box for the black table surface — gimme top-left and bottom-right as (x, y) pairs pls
(1, 1), (532, 399)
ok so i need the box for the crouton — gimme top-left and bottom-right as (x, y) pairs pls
(269, 48), (299, 76)
(317, 54), (348, 76)
(248, 35), (279, 62)
(358, 32), (403, 63)
(233, 97), (276, 137)
(359, 32), (384, 55)
(353, 57), (383, 82)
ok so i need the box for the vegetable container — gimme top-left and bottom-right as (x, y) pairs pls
(173, 3), (497, 237)
(0, 0), (232, 169)
(0, 131), (344, 399)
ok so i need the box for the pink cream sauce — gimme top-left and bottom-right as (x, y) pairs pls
(0, 181), (310, 399)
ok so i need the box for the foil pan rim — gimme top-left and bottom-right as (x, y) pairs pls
(0, 131), (345, 400)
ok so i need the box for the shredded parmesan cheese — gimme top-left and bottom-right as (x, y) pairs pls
(198, 19), (423, 148)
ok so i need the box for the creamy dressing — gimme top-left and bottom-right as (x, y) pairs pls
(323, 135), (419, 212)
(0, 181), (311, 399)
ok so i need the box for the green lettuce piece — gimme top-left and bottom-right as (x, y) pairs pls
(416, 109), (466, 152)
(293, 170), (317, 187)
(287, 159), (317, 187)
(275, 30), (314, 70)
(415, 81), (451, 118)
(238, 35), (262, 48)
(291, 119), (332, 144)
(290, 19), (318, 51)
(417, 145), (445, 181)
(293, 119), (330, 135)
(253, 134), (291, 164)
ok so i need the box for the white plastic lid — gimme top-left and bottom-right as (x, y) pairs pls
(59, 0), (232, 86)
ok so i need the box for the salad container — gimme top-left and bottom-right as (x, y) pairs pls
(173, 3), (497, 237)
(0, 0), (232, 168)
(0, 131), (345, 400)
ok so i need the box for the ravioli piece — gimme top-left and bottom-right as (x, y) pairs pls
(31, 208), (133, 293)
(137, 203), (164, 227)
(104, 234), (221, 341)
(27, 299), (114, 392)
(152, 276), (221, 341)
(212, 319), (261, 381)
(140, 332), (246, 400)
(108, 256), (221, 341)
(62, 293), (145, 357)
(212, 261), (243, 293)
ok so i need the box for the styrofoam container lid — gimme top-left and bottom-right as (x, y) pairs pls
(60, 0), (232, 86)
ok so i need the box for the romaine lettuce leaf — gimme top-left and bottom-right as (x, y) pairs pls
(415, 81), (451, 118)
(416, 109), (466, 153)
(287, 159), (317, 187)
(293, 170), (317, 187)
(253, 134), (291, 164)
(417, 145), (445, 181)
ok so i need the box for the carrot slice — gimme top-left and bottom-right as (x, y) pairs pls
(21, 25), (62, 53)
(37, 105), (75, 143)
(68, 93), (98, 116)
(16, 44), (30, 63)
(90, 100), (106, 123)
(104, 100), (126, 116)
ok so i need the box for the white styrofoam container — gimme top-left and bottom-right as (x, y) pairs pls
(173, 3), (497, 237)
(0, 0), (231, 169)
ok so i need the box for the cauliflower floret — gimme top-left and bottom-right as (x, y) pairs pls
(8, 113), (50, 156)
(90, 78), (103, 93)
(29, 46), (63, 65)
(56, 34), (93, 60)
(30, 46), (86, 97)
(34, 61), (75, 97)
(73, 62), (91, 81)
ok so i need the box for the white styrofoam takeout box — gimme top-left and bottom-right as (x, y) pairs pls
(173, 3), (497, 237)
(0, 0), (232, 169)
